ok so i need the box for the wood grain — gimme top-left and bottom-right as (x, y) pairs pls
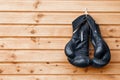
(0, 24), (119, 37)
(0, 50), (119, 62)
(0, 12), (119, 24)
(0, 38), (119, 49)
(0, 75), (119, 80)
(0, 63), (119, 74)
(0, 0), (119, 79)
(0, 0), (119, 12)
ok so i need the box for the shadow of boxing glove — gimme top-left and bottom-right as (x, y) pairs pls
(87, 15), (111, 68)
(64, 15), (91, 68)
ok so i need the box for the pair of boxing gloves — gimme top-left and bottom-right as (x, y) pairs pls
(65, 15), (111, 68)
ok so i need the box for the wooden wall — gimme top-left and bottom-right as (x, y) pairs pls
(0, 0), (120, 80)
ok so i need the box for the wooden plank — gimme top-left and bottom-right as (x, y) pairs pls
(0, 50), (119, 62)
(0, 0), (119, 12)
(0, 75), (119, 80)
(0, 24), (119, 37)
(0, 38), (119, 49)
(0, 12), (119, 24)
(0, 63), (119, 74)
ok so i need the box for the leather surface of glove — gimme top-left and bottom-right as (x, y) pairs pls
(64, 15), (111, 68)
(87, 15), (111, 68)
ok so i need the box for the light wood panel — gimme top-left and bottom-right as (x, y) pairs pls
(0, 12), (119, 24)
(0, 0), (119, 12)
(0, 24), (119, 37)
(0, 50), (119, 62)
(0, 75), (119, 80)
(0, 38), (119, 49)
(0, 63), (119, 74)
(0, 0), (119, 79)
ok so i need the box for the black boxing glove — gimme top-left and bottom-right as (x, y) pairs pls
(87, 15), (111, 68)
(65, 15), (111, 68)
(64, 15), (91, 67)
